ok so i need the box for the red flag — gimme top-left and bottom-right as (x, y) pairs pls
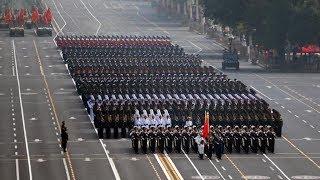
(202, 111), (210, 139)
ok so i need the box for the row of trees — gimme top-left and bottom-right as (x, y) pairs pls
(203, 0), (320, 61)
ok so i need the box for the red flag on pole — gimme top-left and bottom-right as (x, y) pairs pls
(202, 111), (210, 139)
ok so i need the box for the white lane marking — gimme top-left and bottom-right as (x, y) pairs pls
(318, 130), (320, 133)
(99, 139), (121, 180)
(228, 175), (233, 179)
(79, 0), (101, 35)
(13, 40), (33, 180)
(207, 160), (226, 180)
(310, 125), (315, 129)
(275, 102), (279, 104)
(63, 158), (71, 180)
(14, 133), (16, 137)
(281, 106), (285, 109)
(269, 166), (274, 171)
(250, 86), (274, 101)
(48, 0), (66, 39)
(277, 175), (283, 179)
(262, 159), (266, 163)
(15, 145), (17, 149)
(263, 154), (290, 180)
(135, 5), (170, 35)
(164, 151), (184, 180)
(182, 149), (204, 180)
(255, 74), (320, 114)
(294, 115), (299, 118)
(154, 154), (171, 180)
(306, 110), (312, 113)
(87, 113), (120, 179)
(16, 159), (20, 180)
(187, 40), (202, 54)
(302, 120), (307, 123)
(287, 110), (292, 113)
(15, 152), (18, 155)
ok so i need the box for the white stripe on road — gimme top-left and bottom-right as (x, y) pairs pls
(63, 158), (71, 180)
(182, 149), (204, 180)
(208, 159), (226, 180)
(263, 154), (290, 180)
(187, 40), (202, 54)
(254, 74), (320, 114)
(154, 154), (171, 180)
(13, 40), (33, 180)
(250, 86), (274, 101)
(16, 159), (19, 180)
(164, 151), (184, 179)
(79, 0), (101, 35)
(86, 113), (120, 179)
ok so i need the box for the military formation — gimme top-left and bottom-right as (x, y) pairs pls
(56, 35), (282, 154)
(129, 125), (276, 158)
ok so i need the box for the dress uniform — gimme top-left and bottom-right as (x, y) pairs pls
(233, 126), (241, 153)
(250, 126), (258, 153)
(157, 128), (165, 153)
(149, 128), (157, 153)
(258, 126), (267, 153)
(266, 126), (275, 153)
(130, 128), (139, 154)
(206, 137), (214, 159)
(225, 126), (233, 153)
(165, 128), (174, 153)
(140, 128), (148, 154)
(174, 127), (182, 153)
(241, 126), (250, 154)
(182, 130), (190, 154)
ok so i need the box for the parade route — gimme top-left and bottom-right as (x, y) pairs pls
(0, 0), (320, 179)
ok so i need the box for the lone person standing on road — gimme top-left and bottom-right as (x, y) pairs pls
(61, 121), (69, 152)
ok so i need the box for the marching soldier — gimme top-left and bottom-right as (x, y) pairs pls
(214, 132), (223, 160)
(105, 114), (112, 139)
(157, 127), (165, 153)
(206, 136), (214, 159)
(114, 114), (120, 138)
(266, 126), (275, 153)
(241, 126), (250, 154)
(182, 129), (190, 154)
(250, 126), (259, 153)
(191, 126), (198, 153)
(61, 121), (69, 153)
(233, 126), (241, 153)
(140, 128), (148, 154)
(225, 126), (233, 153)
(121, 114), (128, 138)
(130, 127), (139, 154)
(174, 126), (182, 153)
(165, 127), (174, 153)
(149, 128), (157, 153)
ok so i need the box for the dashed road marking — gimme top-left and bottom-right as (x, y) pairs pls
(310, 125), (315, 129)
(228, 175), (232, 179)
(221, 166), (226, 171)
(287, 110), (292, 113)
(294, 115), (299, 118)
(302, 120), (307, 123)
(281, 106), (285, 109)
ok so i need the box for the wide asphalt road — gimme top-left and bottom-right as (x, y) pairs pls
(0, 0), (319, 179)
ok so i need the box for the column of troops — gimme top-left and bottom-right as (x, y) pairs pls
(56, 35), (282, 155)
